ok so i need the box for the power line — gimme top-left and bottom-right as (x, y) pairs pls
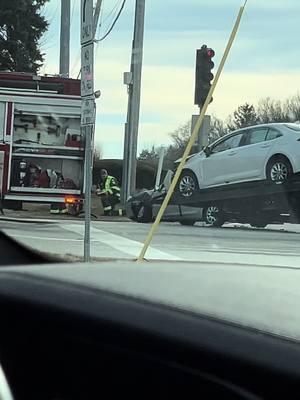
(70, 0), (77, 27)
(48, 2), (60, 25)
(39, 2), (60, 53)
(98, 0), (105, 34)
(77, 0), (126, 78)
(71, 49), (81, 77)
(95, 0), (126, 42)
(101, 0), (122, 26)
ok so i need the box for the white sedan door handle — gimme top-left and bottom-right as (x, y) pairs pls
(261, 144), (271, 148)
(228, 151), (237, 156)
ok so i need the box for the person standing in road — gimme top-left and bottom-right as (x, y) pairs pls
(97, 169), (121, 216)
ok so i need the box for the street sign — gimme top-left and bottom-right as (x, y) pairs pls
(81, 43), (94, 97)
(81, 0), (93, 45)
(81, 97), (95, 125)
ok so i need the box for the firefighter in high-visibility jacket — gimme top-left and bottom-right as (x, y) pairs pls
(97, 169), (121, 216)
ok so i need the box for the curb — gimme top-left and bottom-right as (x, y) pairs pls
(0, 216), (59, 224)
(0, 215), (132, 224)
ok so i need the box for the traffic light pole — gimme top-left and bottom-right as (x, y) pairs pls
(192, 45), (215, 152)
(191, 111), (210, 151)
(198, 112), (210, 152)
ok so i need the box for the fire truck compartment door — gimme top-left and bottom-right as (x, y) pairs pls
(14, 104), (80, 118)
(0, 102), (5, 141)
(0, 151), (4, 194)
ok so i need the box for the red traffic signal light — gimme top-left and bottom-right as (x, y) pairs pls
(206, 48), (215, 58)
(194, 45), (215, 107)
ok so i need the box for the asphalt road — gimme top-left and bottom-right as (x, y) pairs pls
(2, 219), (300, 267)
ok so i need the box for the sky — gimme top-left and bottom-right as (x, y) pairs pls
(41, 0), (300, 158)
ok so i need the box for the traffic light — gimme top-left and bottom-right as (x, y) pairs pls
(194, 45), (215, 107)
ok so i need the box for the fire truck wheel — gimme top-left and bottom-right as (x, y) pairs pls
(68, 203), (82, 216)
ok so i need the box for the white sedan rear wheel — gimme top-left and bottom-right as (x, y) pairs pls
(267, 157), (292, 183)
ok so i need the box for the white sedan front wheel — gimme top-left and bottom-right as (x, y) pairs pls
(177, 171), (199, 198)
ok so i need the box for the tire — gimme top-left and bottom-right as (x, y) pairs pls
(3, 200), (23, 210)
(250, 220), (268, 228)
(179, 220), (196, 226)
(68, 203), (83, 216)
(136, 204), (153, 223)
(203, 204), (225, 227)
(266, 156), (293, 183)
(289, 209), (300, 224)
(249, 211), (269, 228)
(176, 171), (199, 199)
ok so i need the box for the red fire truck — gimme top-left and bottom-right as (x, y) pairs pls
(0, 72), (84, 213)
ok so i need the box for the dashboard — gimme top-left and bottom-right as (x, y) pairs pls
(1, 233), (300, 399)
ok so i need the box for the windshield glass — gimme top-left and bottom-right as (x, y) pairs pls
(1, 0), (300, 268)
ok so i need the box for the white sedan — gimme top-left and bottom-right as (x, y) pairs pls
(177, 123), (300, 197)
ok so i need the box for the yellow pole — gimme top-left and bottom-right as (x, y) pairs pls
(137, 2), (247, 262)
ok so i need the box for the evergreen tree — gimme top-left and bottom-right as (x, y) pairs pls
(138, 145), (159, 162)
(0, 0), (49, 73)
(227, 103), (259, 131)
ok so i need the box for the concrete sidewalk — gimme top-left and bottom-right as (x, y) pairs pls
(0, 197), (131, 223)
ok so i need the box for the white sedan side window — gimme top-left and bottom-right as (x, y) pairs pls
(212, 133), (243, 153)
(246, 128), (268, 145)
(266, 129), (282, 141)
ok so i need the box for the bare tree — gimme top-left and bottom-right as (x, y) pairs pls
(209, 115), (228, 143)
(169, 120), (191, 149)
(93, 144), (102, 164)
(285, 93), (300, 122)
(257, 97), (289, 123)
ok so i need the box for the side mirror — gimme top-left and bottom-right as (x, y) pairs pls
(204, 146), (212, 157)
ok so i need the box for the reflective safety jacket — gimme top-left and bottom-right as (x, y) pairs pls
(99, 175), (121, 197)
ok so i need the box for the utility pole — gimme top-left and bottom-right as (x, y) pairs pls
(59, 0), (71, 77)
(93, 0), (103, 38)
(121, 0), (145, 205)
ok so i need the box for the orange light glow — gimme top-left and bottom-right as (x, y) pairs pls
(65, 197), (76, 204)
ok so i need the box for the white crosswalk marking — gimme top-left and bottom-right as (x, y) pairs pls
(62, 224), (182, 261)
